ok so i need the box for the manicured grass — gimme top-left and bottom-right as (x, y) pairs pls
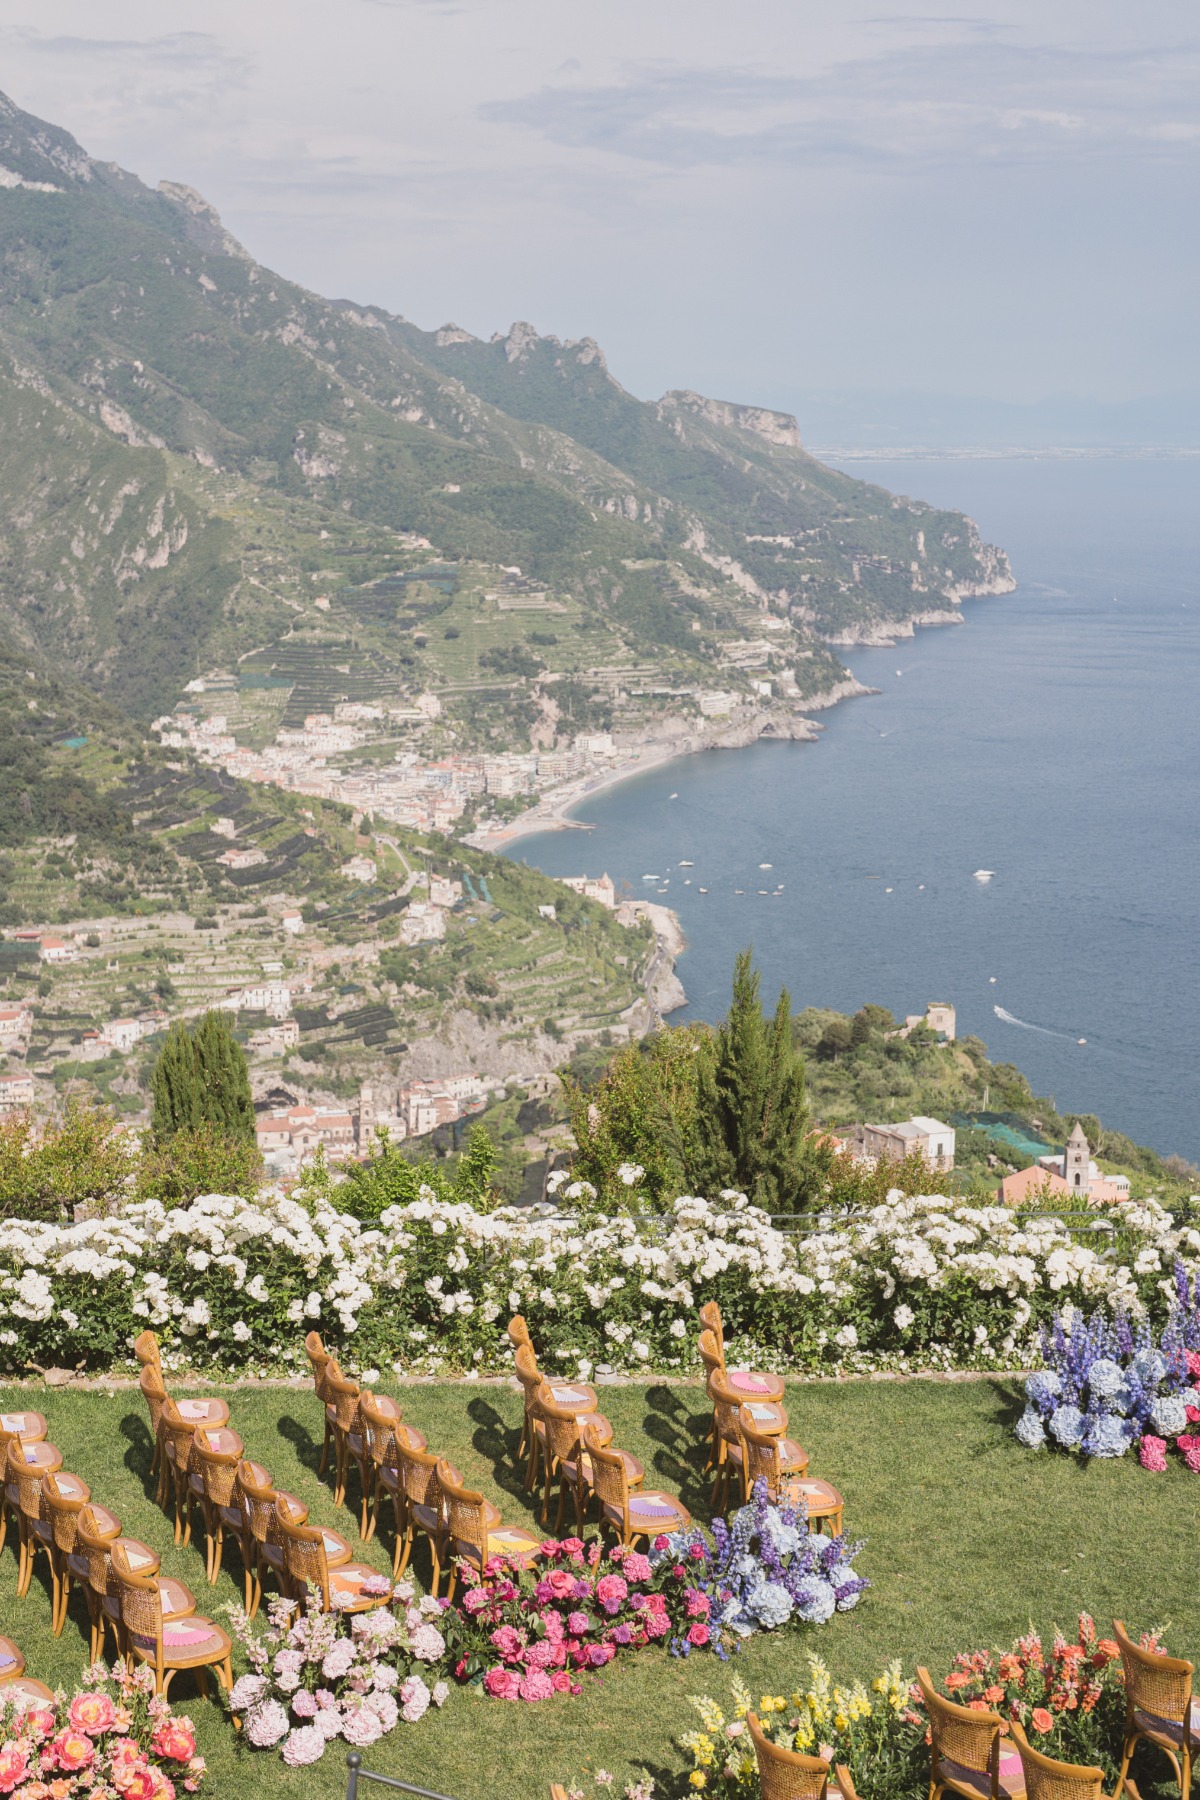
(0, 1374), (1194, 1800)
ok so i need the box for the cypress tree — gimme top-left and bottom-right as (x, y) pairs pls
(192, 1009), (255, 1141)
(691, 949), (817, 1212)
(150, 1011), (254, 1142)
(151, 1020), (203, 1138)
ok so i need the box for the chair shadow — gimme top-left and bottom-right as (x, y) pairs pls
(643, 1383), (711, 1515)
(276, 1411), (324, 1479)
(982, 1376), (1028, 1433)
(119, 1411), (158, 1498)
(466, 1398), (538, 1516)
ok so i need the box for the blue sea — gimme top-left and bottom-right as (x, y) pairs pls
(509, 459), (1200, 1163)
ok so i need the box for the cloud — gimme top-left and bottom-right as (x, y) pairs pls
(0, 28), (252, 115)
(482, 38), (1200, 171)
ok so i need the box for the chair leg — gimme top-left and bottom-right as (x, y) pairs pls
(319, 1419), (332, 1479)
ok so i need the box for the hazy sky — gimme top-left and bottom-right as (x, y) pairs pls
(2, 2), (1197, 415)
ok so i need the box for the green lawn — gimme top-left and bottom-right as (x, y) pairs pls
(0, 1375), (1195, 1800)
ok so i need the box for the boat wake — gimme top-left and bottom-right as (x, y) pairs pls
(993, 1005), (1079, 1043)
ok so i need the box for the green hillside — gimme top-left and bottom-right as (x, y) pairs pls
(0, 89), (1011, 726)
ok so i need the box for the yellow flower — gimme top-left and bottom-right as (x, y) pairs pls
(689, 1775), (707, 1790)
(834, 1714), (849, 1733)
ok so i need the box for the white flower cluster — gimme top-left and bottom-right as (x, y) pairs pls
(0, 1184), (1193, 1377)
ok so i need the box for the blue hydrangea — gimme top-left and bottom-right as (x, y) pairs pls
(747, 1581), (794, 1628)
(1184, 1387), (1200, 1410)
(763, 1515), (803, 1559)
(1015, 1406), (1047, 1449)
(1133, 1349), (1167, 1389)
(1085, 1412), (1134, 1458)
(1026, 1370), (1062, 1410)
(1113, 1379), (1138, 1417)
(1050, 1404), (1085, 1448)
(828, 1565), (866, 1610)
(791, 1577), (838, 1625)
(1088, 1358), (1124, 1400)
(1150, 1394), (1188, 1437)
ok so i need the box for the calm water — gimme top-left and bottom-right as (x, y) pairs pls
(510, 459), (1200, 1162)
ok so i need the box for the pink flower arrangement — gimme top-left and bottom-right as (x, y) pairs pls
(0, 1663), (205, 1799)
(1177, 1434), (1200, 1473)
(228, 1587), (447, 1762)
(1139, 1434), (1169, 1471)
(442, 1537), (720, 1702)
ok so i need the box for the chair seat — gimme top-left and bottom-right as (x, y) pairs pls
(66, 1551), (90, 1581)
(89, 1506), (122, 1539)
(408, 1502), (441, 1534)
(742, 1401), (787, 1435)
(175, 1399), (230, 1427)
(159, 1577), (197, 1619)
(0, 1410), (47, 1441)
(604, 1491), (690, 1531)
(451, 1526), (541, 1564)
(1134, 1704), (1200, 1744)
(132, 1616), (231, 1664)
(0, 1677), (53, 1705)
(781, 1477), (843, 1517)
(777, 1437), (808, 1472)
(576, 1412), (614, 1447)
(318, 1528), (354, 1565)
(218, 1503), (245, 1532)
(51, 1475), (89, 1503)
(260, 1542), (285, 1572)
(325, 1403), (338, 1425)
(938, 1753), (1025, 1800)
(727, 1368), (785, 1402)
(327, 1563), (392, 1607)
(377, 1467), (400, 1494)
(0, 1637), (25, 1677)
(346, 1430), (366, 1458)
(188, 1472), (205, 1498)
(28, 1516), (53, 1544)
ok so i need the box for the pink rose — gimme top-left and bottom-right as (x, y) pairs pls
(652, 1535), (669, 1550)
(52, 1730), (96, 1773)
(518, 1671), (555, 1702)
(151, 1722), (196, 1763)
(560, 1537), (584, 1558)
(689, 1543), (706, 1560)
(685, 1590), (710, 1618)
(544, 1569), (576, 1599)
(1189, 1408), (1200, 1424)
(462, 1587), (490, 1614)
(567, 1611), (590, 1635)
(551, 1671), (573, 1693)
(1139, 1434), (1169, 1472)
(483, 1668), (521, 1701)
(69, 1692), (118, 1738)
(687, 1623), (710, 1647)
(1187, 1352), (1200, 1379)
(623, 1553), (652, 1582)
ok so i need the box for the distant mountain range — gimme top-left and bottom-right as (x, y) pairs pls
(0, 90), (1010, 723)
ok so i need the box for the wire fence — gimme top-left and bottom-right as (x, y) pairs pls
(525, 1202), (1123, 1242)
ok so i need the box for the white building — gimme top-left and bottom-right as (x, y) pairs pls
(281, 910), (304, 936)
(859, 1116), (956, 1171)
(100, 1018), (147, 1053)
(38, 936), (77, 964)
(0, 1005), (32, 1040)
(222, 981), (292, 1018)
(399, 902), (446, 946)
(340, 856), (377, 884)
(697, 691), (737, 718)
(428, 876), (463, 908)
(0, 1072), (35, 1109)
(559, 873), (616, 910)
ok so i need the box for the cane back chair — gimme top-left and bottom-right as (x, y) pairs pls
(699, 1302), (786, 1401)
(918, 1667), (1027, 1800)
(275, 1494), (389, 1615)
(111, 1541), (231, 1700)
(583, 1425), (690, 1548)
(40, 1469), (91, 1636)
(540, 1385), (643, 1533)
(6, 1436), (61, 1604)
(436, 1459), (541, 1599)
(235, 1463), (308, 1619)
(1009, 1721), (1122, 1800)
(747, 1711), (860, 1800)
(741, 1416), (842, 1534)
(1114, 1619), (1197, 1800)
(0, 1409), (47, 1560)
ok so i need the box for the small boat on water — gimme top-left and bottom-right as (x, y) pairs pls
(759, 862), (773, 869)
(668, 792), (678, 800)
(973, 870), (995, 882)
(698, 887), (708, 893)
(683, 879), (691, 885)
(642, 874), (660, 881)
(757, 889), (769, 895)
(679, 860), (694, 867)
(1078, 1038), (1087, 1045)
(734, 888), (744, 895)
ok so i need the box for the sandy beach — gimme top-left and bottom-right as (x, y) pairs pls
(462, 738), (692, 849)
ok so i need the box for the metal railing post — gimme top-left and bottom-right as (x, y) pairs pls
(346, 1751), (361, 1800)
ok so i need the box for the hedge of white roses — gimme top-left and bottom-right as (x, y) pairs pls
(0, 1188), (1197, 1380)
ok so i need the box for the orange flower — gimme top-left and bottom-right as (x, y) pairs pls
(984, 1687), (1005, 1704)
(945, 1673), (971, 1691)
(1094, 1641), (1120, 1665)
(997, 1656), (1023, 1682)
(968, 1701), (988, 1712)
(1031, 1709), (1053, 1733)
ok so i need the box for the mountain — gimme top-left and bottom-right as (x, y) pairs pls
(0, 91), (1011, 725)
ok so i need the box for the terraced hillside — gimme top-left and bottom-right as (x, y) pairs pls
(0, 90), (1011, 728)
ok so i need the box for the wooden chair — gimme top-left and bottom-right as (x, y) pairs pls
(539, 1384), (643, 1533)
(190, 1435), (245, 1589)
(0, 1635), (25, 1682)
(138, 1362), (170, 1497)
(6, 1438), (59, 1605)
(1009, 1721), (1127, 1800)
(741, 1417), (842, 1534)
(1114, 1619), (1197, 1800)
(699, 1326), (785, 1463)
(236, 1463), (309, 1620)
(918, 1667), (1027, 1800)
(324, 1365), (368, 1515)
(436, 1459), (541, 1600)
(133, 1328), (162, 1373)
(111, 1541), (231, 1701)
(395, 1431), (453, 1588)
(709, 1370), (804, 1510)
(360, 1394), (427, 1571)
(69, 1504), (124, 1660)
(0, 1675), (55, 1707)
(583, 1425), (691, 1548)
(514, 1341), (610, 1491)
(305, 1330), (336, 1478)
(507, 1314), (533, 1354)
(275, 1495), (389, 1615)
(0, 1410), (47, 1559)
(40, 1470), (91, 1636)
(699, 1302), (786, 1401)
(747, 1711), (860, 1800)
(157, 1396), (200, 1545)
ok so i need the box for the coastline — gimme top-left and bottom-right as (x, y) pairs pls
(462, 678), (878, 850)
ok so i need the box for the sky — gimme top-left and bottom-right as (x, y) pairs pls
(2, 1), (1197, 426)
